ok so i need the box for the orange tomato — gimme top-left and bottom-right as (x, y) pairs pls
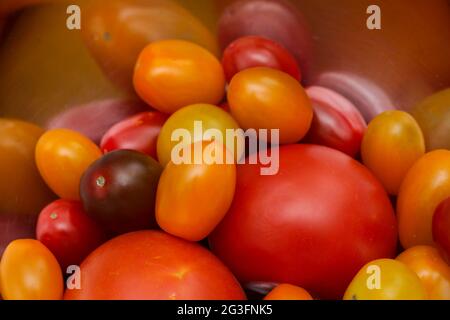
(397, 246), (450, 300)
(361, 110), (425, 195)
(227, 67), (313, 144)
(134, 40), (225, 114)
(397, 150), (450, 248)
(35, 129), (102, 200)
(264, 284), (313, 300)
(156, 141), (236, 241)
(0, 239), (63, 300)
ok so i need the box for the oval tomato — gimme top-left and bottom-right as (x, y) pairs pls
(64, 230), (246, 300)
(209, 144), (397, 299)
(35, 129), (102, 200)
(433, 197), (450, 260)
(264, 284), (313, 300)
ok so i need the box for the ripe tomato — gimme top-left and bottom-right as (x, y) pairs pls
(305, 86), (366, 157)
(397, 246), (450, 300)
(36, 199), (106, 270)
(134, 40), (225, 114)
(209, 145), (397, 299)
(157, 103), (244, 167)
(343, 259), (426, 300)
(0, 239), (63, 300)
(397, 150), (450, 249)
(362, 110), (425, 195)
(433, 197), (450, 260)
(264, 284), (313, 300)
(156, 141), (236, 241)
(35, 129), (102, 201)
(100, 111), (168, 159)
(80, 150), (162, 235)
(227, 67), (313, 144)
(222, 35), (301, 82)
(64, 230), (246, 300)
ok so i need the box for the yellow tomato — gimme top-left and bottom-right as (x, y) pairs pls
(264, 284), (313, 300)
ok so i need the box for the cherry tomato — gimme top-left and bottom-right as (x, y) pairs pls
(264, 284), (313, 300)
(134, 40), (225, 114)
(36, 199), (106, 270)
(343, 259), (426, 300)
(0, 239), (63, 300)
(100, 111), (168, 159)
(397, 246), (450, 300)
(305, 86), (366, 157)
(156, 141), (236, 241)
(362, 110), (425, 195)
(433, 197), (450, 260)
(222, 35), (301, 82)
(35, 129), (102, 201)
(64, 230), (246, 300)
(157, 103), (244, 167)
(210, 145), (397, 299)
(227, 67), (313, 144)
(80, 150), (162, 235)
(397, 150), (450, 249)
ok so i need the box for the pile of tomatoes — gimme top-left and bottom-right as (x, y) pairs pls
(0, 0), (449, 301)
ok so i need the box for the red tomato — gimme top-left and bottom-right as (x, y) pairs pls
(305, 86), (366, 157)
(433, 197), (450, 260)
(209, 144), (397, 299)
(36, 199), (106, 270)
(100, 111), (168, 159)
(64, 230), (246, 300)
(222, 36), (301, 82)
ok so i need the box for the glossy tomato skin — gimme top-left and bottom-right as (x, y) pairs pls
(264, 284), (313, 300)
(80, 150), (162, 235)
(305, 86), (366, 157)
(100, 111), (168, 159)
(222, 35), (301, 82)
(36, 199), (106, 270)
(228, 67), (313, 144)
(210, 144), (397, 299)
(0, 239), (63, 300)
(35, 129), (102, 201)
(134, 40), (225, 114)
(433, 197), (450, 260)
(64, 230), (246, 300)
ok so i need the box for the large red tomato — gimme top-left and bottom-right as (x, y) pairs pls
(64, 230), (246, 300)
(209, 144), (397, 299)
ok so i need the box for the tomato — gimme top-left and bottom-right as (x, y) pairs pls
(227, 67), (313, 144)
(433, 197), (450, 260)
(343, 259), (426, 300)
(35, 129), (102, 201)
(264, 284), (313, 300)
(221, 35), (301, 82)
(305, 86), (366, 157)
(64, 230), (246, 300)
(81, 0), (218, 91)
(397, 246), (450, 300)
(134, 40), (225, 114)
(100, 111), (168, 159)
(397, 150), (450, 249)
(36, 199), (106, 270)
(157, 103), (244, 167)
(209, 145), (397, 299)
(0, 239), (63, 300)
(0, 0), (49, 16)
(156, 141), (236, 241)
(362, 110), (425, 195)
(80, 150), (162, 235)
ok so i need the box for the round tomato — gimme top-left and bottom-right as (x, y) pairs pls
(343, 259), (426, 300)
(227, 67), (313, 144)
(134, 40), (225, 114)
(433, 197), (450, 260)
(397, 150), (450, 249)
(36, 199), (106, 270)
(35, 129), (102, 200)
(222, 35), (301, 82)
(100, 111), (168, 159)
(397, 246), (450, 300)
(209, 144), (397, 299)
(362, 110), (425, 195)
(0, 239), (63, 300)
(264, 284), (313, 300)
(64, 230), (246, 300)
